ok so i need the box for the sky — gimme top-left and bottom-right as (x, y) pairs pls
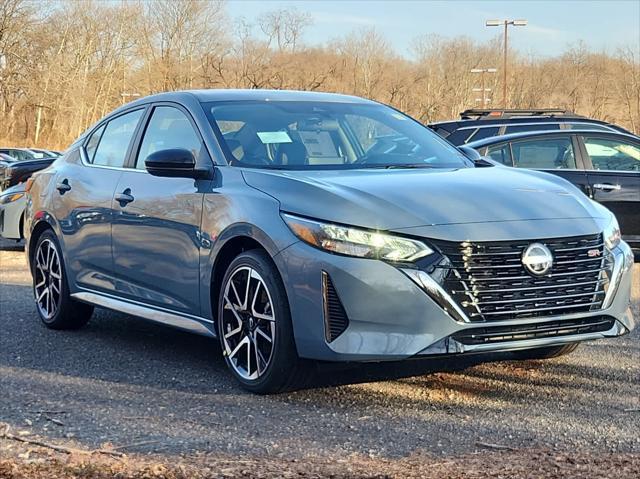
(226, 0), (640, 57)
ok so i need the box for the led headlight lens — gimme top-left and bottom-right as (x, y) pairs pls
(0, 192), (24, 204)
(603, 215), (621, 250)
(283, 213), (433, 262)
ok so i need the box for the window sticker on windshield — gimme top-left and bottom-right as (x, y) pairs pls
(257, 131), (292, 144)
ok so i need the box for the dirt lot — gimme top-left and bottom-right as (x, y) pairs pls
(0, 238), (638, 478)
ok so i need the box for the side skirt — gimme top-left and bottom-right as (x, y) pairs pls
(71, 290), (216, 337)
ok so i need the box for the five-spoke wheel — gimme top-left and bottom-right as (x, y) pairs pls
(32, 230), (93, 329)
(221, 266), (276, 380)
(34, 238), (63, 321)
(218, 250), (307, 393)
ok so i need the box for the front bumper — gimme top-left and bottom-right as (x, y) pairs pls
(275, 239), (634, 362)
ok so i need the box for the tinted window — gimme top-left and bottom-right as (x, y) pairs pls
(446, 129), (475, 145)
(565, 123), (612, 132)
(468, 126), (500, 142)
(93, 110), (143, 168)
(205, 101), (470, 170)
(85, 124), (105, 163)
(583, 137), (640, 171)
(136, 107), (201, 170)
(505, 123), (560, 134)
(485, 143), (512, 165)
(511, 137), (576, 169)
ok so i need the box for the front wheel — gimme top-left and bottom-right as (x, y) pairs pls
(217, 250), (309, 394)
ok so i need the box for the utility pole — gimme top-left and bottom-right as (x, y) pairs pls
(485, 19), (527, 108)
(471, 68), (496, 106)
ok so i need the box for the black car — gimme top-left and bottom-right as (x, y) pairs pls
(0, 157), (56, 190)
(430, 109), (634, 146)
(467, 129), (640, 257)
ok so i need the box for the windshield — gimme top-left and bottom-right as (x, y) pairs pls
(204, 101), (470, 169)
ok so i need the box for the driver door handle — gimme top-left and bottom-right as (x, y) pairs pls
(593, 183), (621, 191)
(115, 188), (134, 206)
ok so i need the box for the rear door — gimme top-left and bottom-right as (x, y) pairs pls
(52, 108), (145, 294)
(488, 134), (591, 196)
(578, 134), (640, 251)
(110, 103), (207, 315)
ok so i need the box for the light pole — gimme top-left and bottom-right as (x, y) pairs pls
(486, 19), (527, 108)
(471, 68), (497, 107)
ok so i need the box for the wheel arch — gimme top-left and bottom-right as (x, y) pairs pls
(28, 217), (57, 270)
(207, 222), (291, 328)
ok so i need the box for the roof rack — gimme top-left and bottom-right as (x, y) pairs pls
(460, 109), (582, 120)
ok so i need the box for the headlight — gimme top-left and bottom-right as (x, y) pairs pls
(603, 215), (621, 250)
(0, 192), (24, 204)
(282, 213), (433, 262)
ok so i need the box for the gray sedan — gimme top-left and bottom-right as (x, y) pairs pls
(24, 90), (635, 393)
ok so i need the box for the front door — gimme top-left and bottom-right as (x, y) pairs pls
(110, 105), (207, 315)
(579, 134), (640, 252)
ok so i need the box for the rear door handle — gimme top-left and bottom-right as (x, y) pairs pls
(56, 179), (71, 194)
(593, 183), (621, 191)
(115, 188), (134, 206)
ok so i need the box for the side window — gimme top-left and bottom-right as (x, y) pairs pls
(565, 123), (611, 132)
(505, 124), (560, 134)
(511, 137), (576, 169)
(485, 143), (512, 165)
(468, 126), (500, 142)
(84, 124), (105, 163)
(446, 129), (475, 145)
(583, 137), (640, 171)
(93, 110), (143, 168)
(136, 106), (201, 170)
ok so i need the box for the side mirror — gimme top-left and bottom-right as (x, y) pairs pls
(145, 148), (206, 179)
(458, 145), (498, 167)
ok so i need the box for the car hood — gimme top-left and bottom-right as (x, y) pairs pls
(242, 166), (604, 230)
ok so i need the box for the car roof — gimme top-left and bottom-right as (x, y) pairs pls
(429, 116), (614, 130)
(466, 129), (640, 148)
(121, 89), (373, 109)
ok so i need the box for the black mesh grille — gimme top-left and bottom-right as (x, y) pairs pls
(452, 316), (615, 345)
(322, 273), (349, 342)
(433, 234), (609, 322)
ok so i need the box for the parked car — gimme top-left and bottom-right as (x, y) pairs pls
(0, 157), (56, 190)
(466, 130), (640, 258)
(0, 148), (38, 161)
(0, 183), (26, 240)
(429, 109), (635, 146)
(28, 148), (62, 158)
(24, 90), (635, 393)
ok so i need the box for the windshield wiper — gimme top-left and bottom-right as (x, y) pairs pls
(369, 164), (438, 169)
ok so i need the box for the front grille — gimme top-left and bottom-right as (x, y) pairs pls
(452, 316), (615, 345)
(322, 272), (349, 342)
(433, 234), (609, 322)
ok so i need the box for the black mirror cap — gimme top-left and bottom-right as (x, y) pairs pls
(145, 148), (205, 178)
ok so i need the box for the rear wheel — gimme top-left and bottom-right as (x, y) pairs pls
(217, 250), (309, 394)
(511, 343), (579, 360)
(33, 230), (93, 330)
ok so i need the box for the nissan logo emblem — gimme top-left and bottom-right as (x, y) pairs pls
(522, 243), (553, 276)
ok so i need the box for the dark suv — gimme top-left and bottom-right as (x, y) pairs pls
(429, 109), (634, 146)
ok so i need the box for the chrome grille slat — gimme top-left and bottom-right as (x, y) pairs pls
(470, 290), (605, 306)
(433, 234), (608, 322)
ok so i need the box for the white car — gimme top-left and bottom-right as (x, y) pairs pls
(0, 183), (26, 240)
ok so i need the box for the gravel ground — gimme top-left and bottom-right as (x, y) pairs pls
(0, 237), (638, 477)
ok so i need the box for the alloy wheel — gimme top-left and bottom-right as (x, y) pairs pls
(221, 266), (276, 380)
(34, 239), (63, 321)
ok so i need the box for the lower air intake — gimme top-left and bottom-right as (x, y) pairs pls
(322, 272), (349, 342)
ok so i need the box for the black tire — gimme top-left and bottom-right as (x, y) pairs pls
(217, 249), (310, 394)
(511, 343), (579, 360)
(32, 230), (93, 330)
